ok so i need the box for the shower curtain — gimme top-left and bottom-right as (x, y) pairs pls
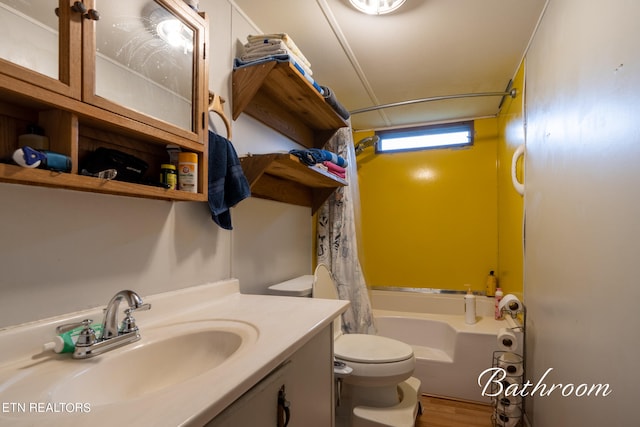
(317, 126), (376, 334)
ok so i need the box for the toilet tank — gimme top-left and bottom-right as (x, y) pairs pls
(266, 275), (314, 297)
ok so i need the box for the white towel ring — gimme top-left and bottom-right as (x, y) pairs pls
(511, 144), (525, 196)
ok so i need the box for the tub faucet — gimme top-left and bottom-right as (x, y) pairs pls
(65, 290), (151, 359)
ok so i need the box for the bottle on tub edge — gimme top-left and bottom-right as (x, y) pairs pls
(494, 287), (504, 320)
(464, 284), (477, 325)
(486, 270), (497, 297)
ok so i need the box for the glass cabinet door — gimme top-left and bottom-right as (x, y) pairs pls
(0, 0), (81, 98)
(84, 0), (206, 142)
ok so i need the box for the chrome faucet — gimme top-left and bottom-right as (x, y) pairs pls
(60, 290), (151, 359)
(101, 290), (150, 340)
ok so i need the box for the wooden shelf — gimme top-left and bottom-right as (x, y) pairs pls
(232, 61), (348, 149)
(0, 92), (207, 201)
(240, 153), (347, 213)
(0, 163), (206, 202)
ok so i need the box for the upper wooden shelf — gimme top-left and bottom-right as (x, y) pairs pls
(240, 153), (347, 214)
(232, 61), (348, 149)
(0, 163), (206, 202)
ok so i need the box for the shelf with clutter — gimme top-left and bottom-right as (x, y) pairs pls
(232, 34), (351, 212)
(0, 94), (207, 202)
(232, 34), (349, 149)
(240, 152), (347, 214)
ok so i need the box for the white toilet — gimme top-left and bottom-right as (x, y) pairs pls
(312, 264), (421, 427)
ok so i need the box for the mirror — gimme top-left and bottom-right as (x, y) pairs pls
(94, 0), (195, 131)
(0, 0), (59, 80)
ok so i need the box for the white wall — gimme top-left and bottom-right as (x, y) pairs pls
(524, 0), (640, 425)
(0, 0), (312, 328)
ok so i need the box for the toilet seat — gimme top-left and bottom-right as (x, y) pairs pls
(334, 334), (415, 387)
(335, 334), (414, 363)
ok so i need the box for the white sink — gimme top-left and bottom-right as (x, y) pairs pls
(0, 319), (258, 412)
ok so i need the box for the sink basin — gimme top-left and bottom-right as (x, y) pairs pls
(52, 319), (258, 406)
(0, 319), (258, 413)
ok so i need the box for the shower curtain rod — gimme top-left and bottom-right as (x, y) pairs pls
(349, 88), (517, 115)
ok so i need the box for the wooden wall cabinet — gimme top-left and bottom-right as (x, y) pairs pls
(233, 61), (349, 211)
(0, 0), (209, 201)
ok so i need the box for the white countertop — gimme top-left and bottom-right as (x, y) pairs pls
(0, 279), (349, 426)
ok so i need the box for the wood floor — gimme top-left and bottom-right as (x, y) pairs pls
(416, 395), (494, 427)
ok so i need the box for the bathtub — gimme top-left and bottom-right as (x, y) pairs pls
(370, 288), (522, 403)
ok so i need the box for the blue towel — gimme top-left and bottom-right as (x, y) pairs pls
(289, 148), (348, 168)
(233, 56), (324, 95)
(208, 131), (251, 230)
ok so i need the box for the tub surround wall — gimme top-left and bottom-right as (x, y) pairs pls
(355, 66), (526, 297)
(356, 119), (499, 293)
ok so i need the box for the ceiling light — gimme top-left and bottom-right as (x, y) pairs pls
(147, 6), (194, 53)
(349, 0), (406, 15)
(156, 18), (193, 52)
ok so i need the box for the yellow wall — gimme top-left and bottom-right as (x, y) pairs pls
(496, 63), (525, 295)
(355, 120), (499, 292)
(353, 65), (525, 295)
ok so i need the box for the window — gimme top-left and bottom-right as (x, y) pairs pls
(377, 121), (474, 153)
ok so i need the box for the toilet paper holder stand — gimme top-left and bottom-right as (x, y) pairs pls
(501, 304), (525, 319)
(499, 295), (525, 319)
(492, 302), (526, 427)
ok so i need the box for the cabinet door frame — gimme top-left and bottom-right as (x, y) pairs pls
(81, 0), (208, 145)
(0, 0), (82, 99)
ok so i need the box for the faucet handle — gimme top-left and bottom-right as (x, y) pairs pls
(131, 303), (151, 312)
(120, 304), (151, 334)
(56, 319), (93, 334)
(56, 319), (97, 348)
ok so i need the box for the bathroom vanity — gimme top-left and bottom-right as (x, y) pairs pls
(0, 280), (349, 426)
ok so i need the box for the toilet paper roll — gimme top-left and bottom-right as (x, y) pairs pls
(495, 405), (522, 427)
(497, 398), (523, 412)
(497, 328), (518, 352)
(498, 352), (524, 377)
(495, 376), (523, 407)
(498, 294), (522, 313)
(497, 399), (522, 416)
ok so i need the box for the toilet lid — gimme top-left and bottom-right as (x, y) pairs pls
(334, 334), (414, 363)
(267, 275), (314, 296)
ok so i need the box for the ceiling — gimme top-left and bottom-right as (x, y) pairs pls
(232, 0), (547, 131)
